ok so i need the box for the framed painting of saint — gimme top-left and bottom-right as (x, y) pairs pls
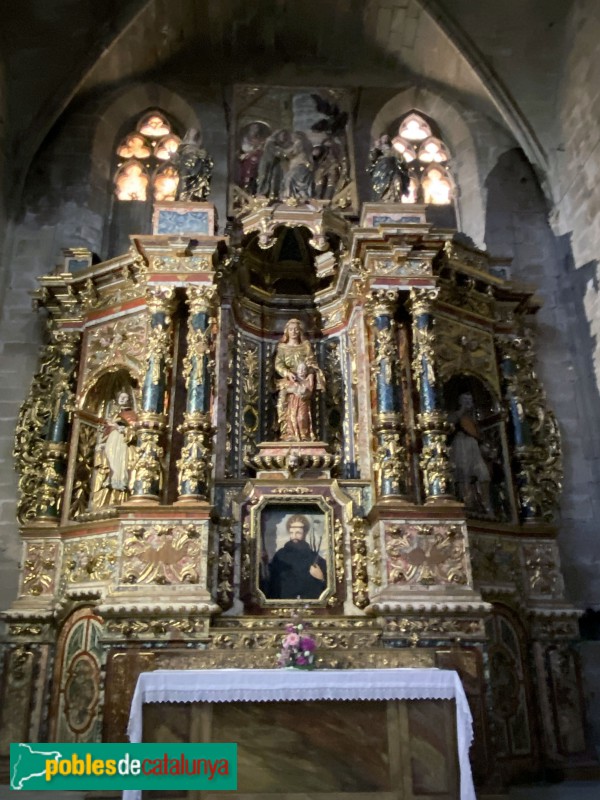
(254, 498), (334, 605)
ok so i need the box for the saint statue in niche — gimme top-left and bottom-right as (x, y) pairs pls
(171, 128), (213, 201)
(90, 391), (137, 508)
(368, 134), (410, 202)
(448, 392), (493, 515)
(274, 319), (325, 442)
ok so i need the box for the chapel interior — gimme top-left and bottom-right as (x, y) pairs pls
(0, 1), (600, 797)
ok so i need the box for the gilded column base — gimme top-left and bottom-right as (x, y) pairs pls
(417, 411), (455, 503)
(174, 496), (212, 506)
(177, 413), (213, 501)
(424, 495), (462, 507)
(130, 414), (166, 502)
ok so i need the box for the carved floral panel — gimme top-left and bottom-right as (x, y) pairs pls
(384, 523), (469, 587)
(120, 523), (206, 585)
(21, 540), (60, 597)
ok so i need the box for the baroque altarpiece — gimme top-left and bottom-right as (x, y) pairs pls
(0, 87), (590, 787)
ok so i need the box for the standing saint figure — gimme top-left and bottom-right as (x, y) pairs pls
(274, 319), (325, 442)
(281, 131), (315, 201)
(91, 391), (137, 508)
(368, 134), (410, 202)
(313, 136), (348, 200)
(256, 129), (291, 199)
(448, 392), (493, 515)
(238, 122), (269, 195)
(172, 128), (213, 201)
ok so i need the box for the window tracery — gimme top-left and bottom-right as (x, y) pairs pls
(114, 111), (181, 202)
(392, 112), (454, 205)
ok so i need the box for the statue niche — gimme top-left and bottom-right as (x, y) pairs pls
(70, 371), (138, 518)
(444, 375), (510, 521)
(274, 319), (325, 442)
(90, 391), (137, 508)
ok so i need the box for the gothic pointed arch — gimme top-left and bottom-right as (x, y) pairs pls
(371, 87), (493, 246)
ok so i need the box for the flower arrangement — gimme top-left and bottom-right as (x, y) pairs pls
(277, 616), (317, 669)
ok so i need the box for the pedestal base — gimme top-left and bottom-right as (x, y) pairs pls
(246, 440), (339, 479)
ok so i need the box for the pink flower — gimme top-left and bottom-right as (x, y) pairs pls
(284, 633), (300, 647)
(300, 636), (315, 651)
(296, 655), (308, 666)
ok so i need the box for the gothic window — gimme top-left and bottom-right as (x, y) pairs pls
(392, 111), (454, 205)
(113, 111), (180, 202)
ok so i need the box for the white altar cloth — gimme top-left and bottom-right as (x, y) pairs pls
(125, 667), (475, 800)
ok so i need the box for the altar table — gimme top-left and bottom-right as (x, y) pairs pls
(125, 668), (475, 800)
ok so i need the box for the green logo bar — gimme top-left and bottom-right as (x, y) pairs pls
(10, 743), (237, 791)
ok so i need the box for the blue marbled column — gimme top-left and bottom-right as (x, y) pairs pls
(131, 286), (176, 502)
(367, 290), (408, 501)
(498, 338), (540, 521)
(409, 288), (453, 503)
(499, 350), (532, 448)
(36, 329), (80, 520)
(178, 286), (216, 501)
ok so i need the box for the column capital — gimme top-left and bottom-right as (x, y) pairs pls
(408, 286), (439, 316)
(185, 284), (218, 315)
(145, 284), (177, 315)
(365, 289), (399, 319)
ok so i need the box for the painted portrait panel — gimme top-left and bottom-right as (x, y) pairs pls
(257, 502), (331, 603)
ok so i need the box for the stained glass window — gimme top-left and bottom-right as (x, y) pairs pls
(398, 113), (431, 142)
(392, 112), (454, 205)
(422, 165), (453, 204)
(114, 112), (180, 202)
(114, 161), (149, 201)
(154, 165), (179, 202)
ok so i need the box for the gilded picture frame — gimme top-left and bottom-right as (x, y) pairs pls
(251, 495), (335, 606)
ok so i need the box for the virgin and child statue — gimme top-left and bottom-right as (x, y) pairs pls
(274, 319), (325, 442)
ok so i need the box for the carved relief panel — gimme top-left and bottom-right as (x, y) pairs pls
(229, 85), (357, 214)
(50, 608), (104, 743)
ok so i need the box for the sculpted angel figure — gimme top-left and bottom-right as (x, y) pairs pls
(274, 319), (325, 441)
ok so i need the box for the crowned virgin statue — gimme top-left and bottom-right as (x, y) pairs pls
(274, 319), (325, 442)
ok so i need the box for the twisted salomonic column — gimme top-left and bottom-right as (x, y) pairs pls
(409, 288), (453, 503)
(177, 285), (217, 501)
(130, 286), (176, 502)
(35, 326), (80, 521)
(497, 334), (561, 522)
(365, 290), (409, 501)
